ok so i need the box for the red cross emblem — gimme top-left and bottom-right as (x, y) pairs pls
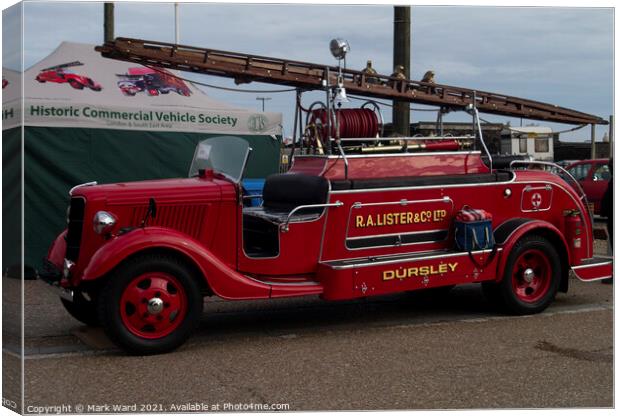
(531, 192), (542, 208)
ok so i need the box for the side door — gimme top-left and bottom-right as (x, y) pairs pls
(588, 162), (611, 214)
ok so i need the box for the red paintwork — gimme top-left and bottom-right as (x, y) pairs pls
(318, 249), (500, 301)
(564, 212), (586, 265)
(572, 260), (613, 281)
(36, 70), (102, 91)
(290, 151), (490, 180)
(492, 219), (572, 282)
(81, 227), (272, 300)
(120, 272), (187, 339)
(565, 159), (610, 215)
(47, 230), (67, 269)
(46, 150), (607, 309)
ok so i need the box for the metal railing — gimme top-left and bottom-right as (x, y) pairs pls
(508, 160), (591, 208)
(280, 201), (343, 232)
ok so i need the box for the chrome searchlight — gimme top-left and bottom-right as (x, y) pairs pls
(330, 38), (350, 60)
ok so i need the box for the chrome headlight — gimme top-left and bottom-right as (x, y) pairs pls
(93, 211), (117, 234)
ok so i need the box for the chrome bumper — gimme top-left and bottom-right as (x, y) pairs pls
(38, 259), (74, 302)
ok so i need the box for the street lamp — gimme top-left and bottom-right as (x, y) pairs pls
(256, 97), (272, 112)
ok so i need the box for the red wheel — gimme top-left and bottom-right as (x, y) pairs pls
(494, 235), (561, 314)
(510, 249), (552, 303)
(98, 254), (203, 354)
(120, 272), (187, 339)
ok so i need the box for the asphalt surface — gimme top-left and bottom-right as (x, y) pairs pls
(2, 236), (614, 412)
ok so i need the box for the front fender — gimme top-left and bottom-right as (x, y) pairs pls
(492, 218), (570, 285)
(82, 227), (271, 300)
(47, 230), (68, 270)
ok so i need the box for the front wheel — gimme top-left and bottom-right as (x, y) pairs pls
(98, 255), (203, 355)
(494, 235), (561, 314)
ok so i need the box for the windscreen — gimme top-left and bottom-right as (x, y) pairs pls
(188, 136), (251, 183)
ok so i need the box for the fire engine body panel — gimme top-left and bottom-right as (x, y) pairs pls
(46, 150), (604, 300)
(39, 37), (612, 354)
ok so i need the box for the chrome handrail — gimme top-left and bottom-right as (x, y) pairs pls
(338, 135), (475, 142)
(508, 160), (591, 207)
(472, 106), (493, 171)
(280, 201), (343, 232)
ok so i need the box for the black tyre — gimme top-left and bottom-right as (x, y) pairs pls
(98, 254), (203, 355)
(495, 235), (561, 314)
(60, 291), (99, 326)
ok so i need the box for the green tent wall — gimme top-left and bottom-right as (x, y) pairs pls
(3, 126), (281, 272)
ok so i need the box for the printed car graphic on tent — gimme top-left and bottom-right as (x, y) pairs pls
(35, 61), (102, 91)
(116, 67), (192, 97)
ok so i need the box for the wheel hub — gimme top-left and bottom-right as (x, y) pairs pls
(147, 297), (164, 315)
(522, 268), (535, 283)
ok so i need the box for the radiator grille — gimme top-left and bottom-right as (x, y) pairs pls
(130, 204), (207, 239)
(66, 197), (86, 262)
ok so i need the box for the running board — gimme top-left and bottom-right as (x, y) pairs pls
(319, 248), (502, 300)
(321, 248), (501, 270)
(243, 274), (324, 298)
(572, 256), (613, 281)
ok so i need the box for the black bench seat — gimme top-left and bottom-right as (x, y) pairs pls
(243, 172), (330, 226)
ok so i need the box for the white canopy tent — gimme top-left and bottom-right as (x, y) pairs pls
(3, 41), (282, 134)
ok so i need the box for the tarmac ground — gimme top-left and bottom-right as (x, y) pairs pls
(2, 229), (614, 412)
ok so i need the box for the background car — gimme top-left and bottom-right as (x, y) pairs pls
(565, 158), (610, 215)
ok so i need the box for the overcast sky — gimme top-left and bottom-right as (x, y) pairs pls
(2, 2), (614, 140)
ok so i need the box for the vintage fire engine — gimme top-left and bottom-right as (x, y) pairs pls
(41, 38), (612, 354)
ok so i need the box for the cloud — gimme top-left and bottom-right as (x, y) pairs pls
(2, 4), (23, 70)
(8, 3), (614, 139)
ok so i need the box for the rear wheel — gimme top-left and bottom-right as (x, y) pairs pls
(494, 235), (560, 314)
(98, 255), (203, 355)
(60, 291), (99, 326)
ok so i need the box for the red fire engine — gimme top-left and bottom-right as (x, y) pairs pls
(41, 38), (612, 354)
(35, 61), (102, 91)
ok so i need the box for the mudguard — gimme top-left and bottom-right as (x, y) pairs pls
(47, 230), (67, 269)
(81, 227), (271, 300)
(492, 218), (570, 286)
